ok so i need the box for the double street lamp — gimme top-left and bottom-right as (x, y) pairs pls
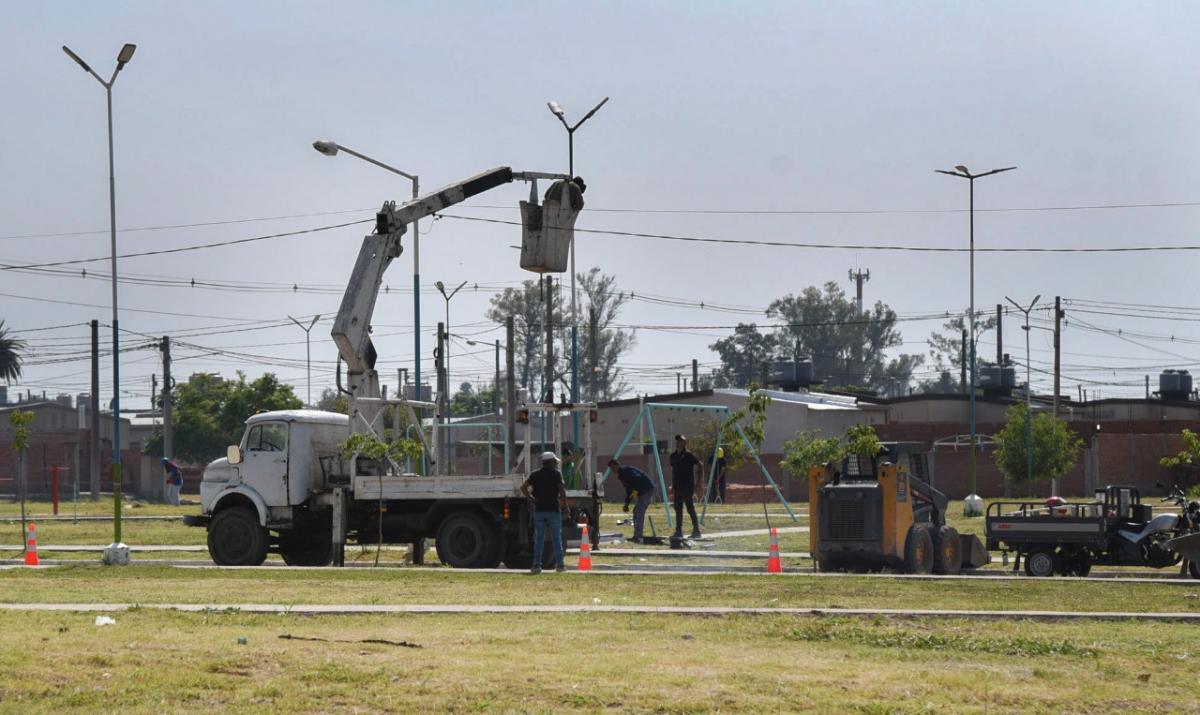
(63, 42), (137, 559)
(288, 314), (321, 406)
(936, 164), (1016, 514)
(1006, 295), (1044, 493)
(436, 280), (467, 472)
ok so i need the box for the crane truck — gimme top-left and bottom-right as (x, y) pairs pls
(185, 166), (603, 568)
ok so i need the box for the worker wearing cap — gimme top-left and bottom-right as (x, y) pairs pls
(669, 434), (702, 539)
(520, 451), (569, 573)
(609, 458), (655, 543)
(161, 457), (183, 506)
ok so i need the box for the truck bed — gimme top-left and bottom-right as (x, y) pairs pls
(352, 473), (526, 501)
(985, 501), (1109, 549)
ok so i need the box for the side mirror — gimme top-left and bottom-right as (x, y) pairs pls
(227, 445), (243, 465)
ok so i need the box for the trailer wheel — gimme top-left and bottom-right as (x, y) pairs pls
(1024, 547), (1060, 577)
(278, 529), (334, 567)
(208, 507), (269, 566)
(904, 525), (934, 574)
(435, 512), (497, 569)
(933, 526), (963, 575)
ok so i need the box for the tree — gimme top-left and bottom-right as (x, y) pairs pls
(316, 387), (348, 414)
(781, 423), (884, 478)
(926, 311), (999, 378)
(577, 268), (635, 401)
(486, 279), (563, 398)
(143, 372), (303, 463)
(8, 409), (33, 549)
(0, 321), (26, 384)
(766, 282), (922, 394)
(993, 404), (1082, 488)
(709, 323), (777, 388)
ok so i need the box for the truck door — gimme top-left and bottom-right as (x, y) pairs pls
(242, 421), (290, 505)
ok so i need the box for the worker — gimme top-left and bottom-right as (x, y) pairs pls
(520, 451), (569, 574)
(708, 447), (727, 504)
(668, 434), (702, 539)
(609, 458), (655, 543)
(161, 457), (183, 506)
(561, 445), (581, 490)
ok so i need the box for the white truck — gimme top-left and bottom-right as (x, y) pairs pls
(185, 165), (601, 568)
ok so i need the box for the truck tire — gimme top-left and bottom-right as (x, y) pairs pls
(933, 526), (963, 575)
(278, 529), (335, 567)
(1024, 547), (1060, 577)
(435, 512), (499, 569)
(502, 541), (557, 570)
(903, 524), (934, 574)
(208, 507), (269, 566)
(1187, 560), (1200, 580)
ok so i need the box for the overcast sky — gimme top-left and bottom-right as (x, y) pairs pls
(4, 1), (1200, 408)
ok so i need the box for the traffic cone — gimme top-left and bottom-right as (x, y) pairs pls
(577, 524), (592, 572)
(765, 527), (782, 574)
(24, 523), (39, 567)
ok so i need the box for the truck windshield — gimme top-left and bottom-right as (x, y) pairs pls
(246, 422), (287, 452)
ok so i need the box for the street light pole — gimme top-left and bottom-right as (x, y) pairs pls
(936, 164), (1016, 515)
(436, 280), (467, 471)
(546, 98), (609, 443)
(1006, 295), (1040, 491)
(288, 315), (321, 406)
(64, 42), (136, 560)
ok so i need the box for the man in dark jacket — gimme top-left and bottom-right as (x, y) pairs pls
(609, 458), (655, 543)
(520, 451), (568, 574)
(668, 434), (702, 539)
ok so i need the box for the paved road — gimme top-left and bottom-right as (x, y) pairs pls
(1, 601), (1197, 621)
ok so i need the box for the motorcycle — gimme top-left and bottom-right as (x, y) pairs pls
(1135, 483), (1200, 578)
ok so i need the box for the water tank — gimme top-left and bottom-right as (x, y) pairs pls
(1000, 366), (1017, 389)
(978, 365), (1002, 389)
(767, 360), (815, 390)
(1160, 370), (1193, 401)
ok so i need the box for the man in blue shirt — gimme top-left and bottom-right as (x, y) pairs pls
(609, 458), (655, 543)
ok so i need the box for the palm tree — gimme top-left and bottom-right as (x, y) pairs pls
(0, 321), (26, 384)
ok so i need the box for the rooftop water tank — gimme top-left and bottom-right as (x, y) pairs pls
(1159, 370), (1193, 401)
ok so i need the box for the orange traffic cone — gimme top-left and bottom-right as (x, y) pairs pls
(577, 524), (593, 572)
(24, 523), (39, 567)
(766, 527), (782, 573)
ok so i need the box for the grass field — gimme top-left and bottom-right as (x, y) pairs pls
(1, 607), (1198, 712)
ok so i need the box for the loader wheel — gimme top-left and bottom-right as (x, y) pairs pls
(436, 512), (498, 569)
(933, 526), (963, 575)
(1024, 547), (1060, 577)
(816, 558), (844, 573)
(903, 525), (934, 575)
(208, 507), (269, 566)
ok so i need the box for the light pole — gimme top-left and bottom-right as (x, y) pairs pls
(64, 42), (136, 559)
(546, 97), (609, 443)
(1006, 295), (1040, 491)
(436, 280), (467, 470)
(312, 141), (421, 402)
(936, 164), (1016, 514)
(467, 338), (503, 415)
(288, 314), (321, 406)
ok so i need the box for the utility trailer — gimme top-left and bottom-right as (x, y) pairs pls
(985, 485), (1198, 577)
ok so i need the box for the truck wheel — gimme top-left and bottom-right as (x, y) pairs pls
(903, 525), (934, 574)
(933, 526), (963, 575)
(208, 507), (268, 566)
(436, 512), (497, 569)
(1024, 547), (1060, 577)
(279, 530), (334, 567)
(1187, 560), (1200, 580)
(502, 542), (556, 570)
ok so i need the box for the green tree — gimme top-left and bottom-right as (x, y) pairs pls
(143, 372), (303, 463)
(316, 387), (348, 414)
(578, 268), (635, 401)
(925, 311), (998, 378)
(780, 423), (884, 478)
(1160, 428), (1200, 469)
(486, 279), (563, 398)
(689, 384), (772, 476)
(0, 321), (26, 384)
(9, 409), (33, 546)
(709, 323), (777, 388)
(993, 403), (1082, 487)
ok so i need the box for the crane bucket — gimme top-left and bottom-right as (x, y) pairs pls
(520, 178), (584, 273)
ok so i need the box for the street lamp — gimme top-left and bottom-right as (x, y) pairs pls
(64, 42), (137, 561)
(936, 164), (1017, 515)
(466, 338), (503, 415)
(288, 314), (321, 406)
(1006, 295), (1040, 491)
(436, 280), (467, 471)
(545, 97), (609, 445)
(311, 140), (422, 413)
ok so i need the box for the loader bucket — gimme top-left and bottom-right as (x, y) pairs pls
(520, 179), (584, 273)
(1166, 532), (1200, 563)
(960, 533), (991, 569)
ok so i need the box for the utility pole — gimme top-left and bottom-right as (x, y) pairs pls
(677, 373), (682, 393)
(544, 275), (555, 403)
(493, 339), (501, 415)
(960, 328), (968, 394)
(436, 322), (447, 474)
(161, 336), (172, 462)
(1006, 295), (1040, 493)
(89, 319), (100, 501)
(1053, 296), (1062, 420)
(589, 321), (599, 402)
(692, 359), (699, 392)
(848, 268), (870, 313)
(996, 304), (1003, 365)
(505, 317), (516, 471)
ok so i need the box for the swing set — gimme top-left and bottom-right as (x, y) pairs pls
(601, 402), (797, 528)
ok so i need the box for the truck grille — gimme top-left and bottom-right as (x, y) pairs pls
(828, 500), (865, 540)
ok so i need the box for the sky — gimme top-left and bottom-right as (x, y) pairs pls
(4, 1), (1200, 409)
